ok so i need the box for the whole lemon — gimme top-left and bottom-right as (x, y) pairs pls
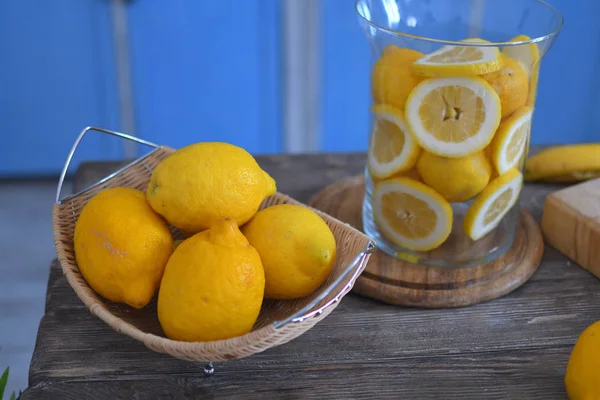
(146, 142), (277, 233)
(158, 219), (265, 342)
(417, 150), (492, 202)
(241, 204), (336, 300)
(565, 321), (600, 400)
(74, 187), (173, 309)
(482, 54), (529, 118)
(371, 46), (424, 111)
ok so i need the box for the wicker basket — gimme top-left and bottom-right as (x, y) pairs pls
(52, 127), (375, 363)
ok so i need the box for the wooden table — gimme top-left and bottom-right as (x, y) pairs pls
(22, 153), (600, 399)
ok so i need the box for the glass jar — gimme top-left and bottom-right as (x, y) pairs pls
(357, 0), (563, 268)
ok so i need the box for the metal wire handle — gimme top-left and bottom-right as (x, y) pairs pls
(273, 241), (376, 329)
(55, 126), (160, 204)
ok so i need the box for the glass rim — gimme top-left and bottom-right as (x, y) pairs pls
(354, 0), (564, 47)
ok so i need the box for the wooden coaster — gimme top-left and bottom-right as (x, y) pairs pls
(309, 175), (544, 308)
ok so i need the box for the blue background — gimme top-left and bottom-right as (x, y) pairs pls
(1, 0), (597, 177)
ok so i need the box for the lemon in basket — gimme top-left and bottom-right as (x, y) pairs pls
(158, 219), (265, 342)
(73, 187), (174, 309)
(241, 204), (337, 300)
(146, 142), (277, 233)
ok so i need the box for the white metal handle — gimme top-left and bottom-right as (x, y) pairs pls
(273, 241), (376, 329)
(55, 126), (160, 204)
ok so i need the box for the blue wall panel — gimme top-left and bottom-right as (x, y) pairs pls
(0, 0), (122, 177)
(126, 0), (282, 155)
(321, 0), (371, 153)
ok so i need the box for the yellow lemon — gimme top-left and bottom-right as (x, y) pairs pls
(503, 35), (541, 107)
(412, 42), (502, 77)
(525, 144), (600, 182)
(489, 106), (533, 174)
(463, 169), (523, 240)
(74, 187), (173, 309)
(146, 142), (276, 233)
(158, 219), (265, 342)
(373, 177), (453, 251)
(482, 55), (529, 118)
(371, 46), (424, 110)
(527, 64), (540, 106)
(503, 35), (540, 79)
(565, 321), (600, 400)
(405, 77), (502, 157)
(417, 150), (492, 203)
(367, 104), (421, 179)
(242, 204), (336, 300)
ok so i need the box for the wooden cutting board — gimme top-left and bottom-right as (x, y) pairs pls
(541, 178), (600, 279)
(309, 175), (544, 308)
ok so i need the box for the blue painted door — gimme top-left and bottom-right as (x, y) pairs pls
(0, 0), (122, 177)
(319, 0), (600, 152)
(125, 0), (282, 154)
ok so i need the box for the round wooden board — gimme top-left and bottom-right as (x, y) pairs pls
(309, 175), (544, 308)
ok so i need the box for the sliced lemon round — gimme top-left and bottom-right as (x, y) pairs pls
(367, 104), (421, 179)
(412, 42), (502, 77)
(373, 177), (453, 251)
(463, 169), (523, 241)
(502, 35), (540, 78)
(489, 106), (533, 174)
(405, 77), (501, 158)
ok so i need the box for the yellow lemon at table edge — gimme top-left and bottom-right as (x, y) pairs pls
(74, 187), (173, 309)
(146, 142), (276, 234)
(565, 320), (600, 400)
(241, 204), (336, 300)
(417, 150), (492, 203)
(158, 219), (265, 342)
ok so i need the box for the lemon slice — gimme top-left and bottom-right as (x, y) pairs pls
(489, 106), (533, 174)
(463, 169), (523, 240)
(367, 104), (421, 179)
(412, 42), (502, 77)
(373, 177), (453, 251)
(405, 77), (501, 157)
(502, 35), (540, 78)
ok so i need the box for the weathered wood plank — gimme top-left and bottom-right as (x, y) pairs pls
(22, 348), (570, 400)
(30, 255), (600, 386)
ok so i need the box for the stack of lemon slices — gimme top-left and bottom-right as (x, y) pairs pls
(368, 36), (539, 251)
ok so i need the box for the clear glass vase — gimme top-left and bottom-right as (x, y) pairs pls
(357, 0), (563, 268)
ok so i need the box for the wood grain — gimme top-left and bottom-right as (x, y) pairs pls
(542, 178), (600, 278)
(309, 175), (544, 308)
(22, 150), (596, 399)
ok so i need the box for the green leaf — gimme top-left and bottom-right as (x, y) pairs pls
(0, 367), (9, 400)
(9, 392), (16, 400)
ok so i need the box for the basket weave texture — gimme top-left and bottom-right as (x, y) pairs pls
(53, 146), (373, 362)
